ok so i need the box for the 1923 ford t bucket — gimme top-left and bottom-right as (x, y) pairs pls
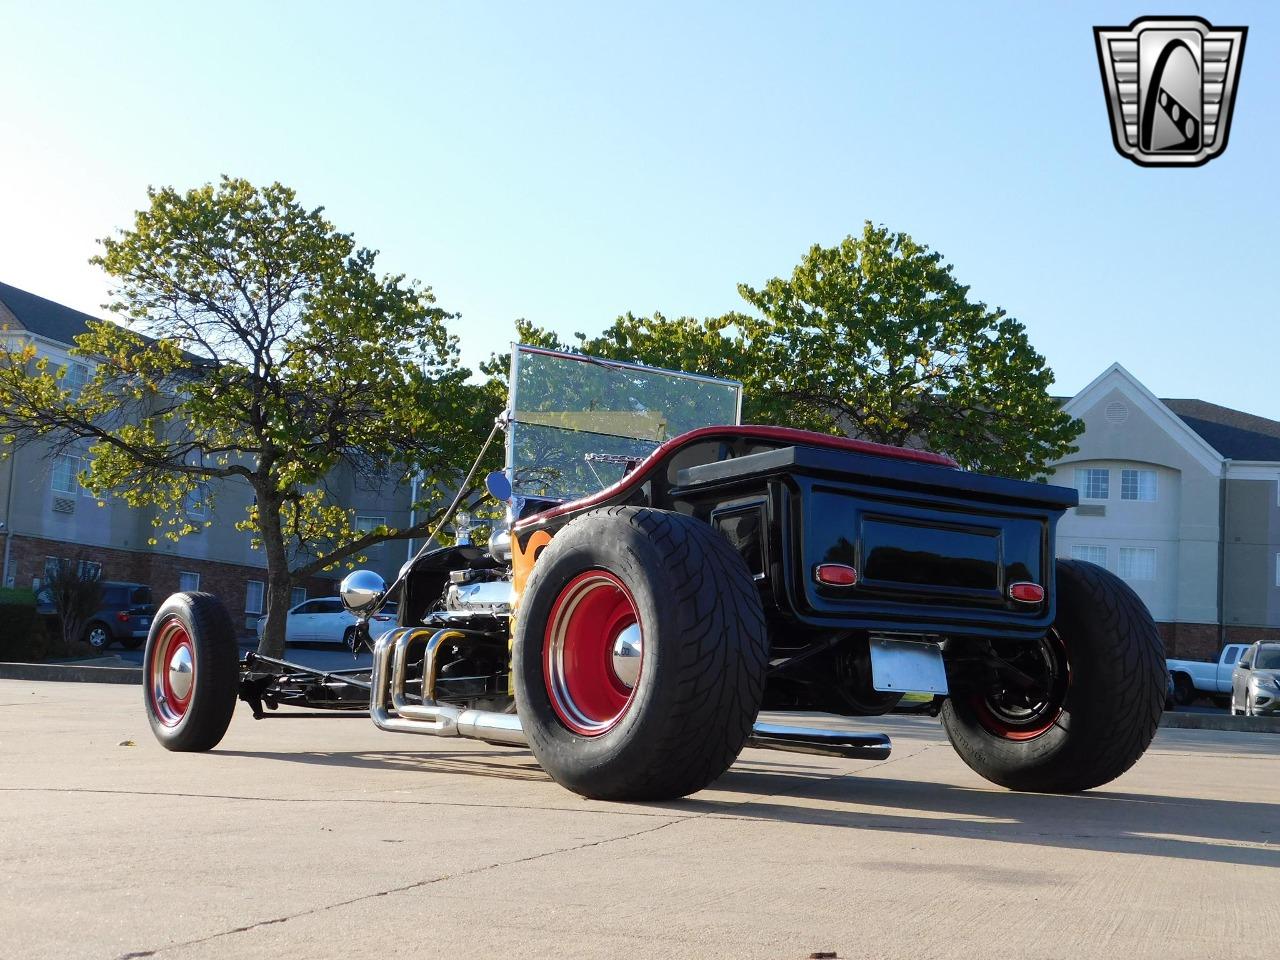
(142, 345), (1167, 800)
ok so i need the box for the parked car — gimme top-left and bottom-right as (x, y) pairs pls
(1231, 642), (1280, 716)
(35, 581), (156, 651)
(1166, 643), (1248, 706)
(255, 597), (398, 649)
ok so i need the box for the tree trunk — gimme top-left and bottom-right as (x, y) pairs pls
(255, 494), (293, 659)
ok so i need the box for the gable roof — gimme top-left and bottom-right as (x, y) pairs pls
(1061, 362), (1224, 473)
(0, 281), (101, 345)
(1162, 399), (1280, 462)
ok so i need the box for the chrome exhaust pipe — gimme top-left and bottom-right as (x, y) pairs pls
(371, 627), (892, 758)
(747, 722), (891, 761)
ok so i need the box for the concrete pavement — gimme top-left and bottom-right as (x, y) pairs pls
(1, 678), (1276, 960)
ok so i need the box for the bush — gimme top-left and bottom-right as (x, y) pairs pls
(0, 588), (39, 661)
(43, 558), (104, 650)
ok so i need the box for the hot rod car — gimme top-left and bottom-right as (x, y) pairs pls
(142, 345), (1167, 800)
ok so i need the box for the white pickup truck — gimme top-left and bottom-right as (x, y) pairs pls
(1167, 644), (1248, 705)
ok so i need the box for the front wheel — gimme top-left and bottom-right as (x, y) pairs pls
(941, 559), (1165, 793)
(143, 593), (239, 752)
(513, 506), (769, 801)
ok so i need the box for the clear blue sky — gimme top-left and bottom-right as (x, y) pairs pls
(2, 2), (1275, 414)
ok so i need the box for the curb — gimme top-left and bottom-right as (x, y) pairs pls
(1160, 711), (1280, 734)
(0, 662), (142, 685)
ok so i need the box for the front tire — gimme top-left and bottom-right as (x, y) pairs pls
(941, 560), (1165, 793)
(513, 506), (769, 801)
(143, 593), (239, 752)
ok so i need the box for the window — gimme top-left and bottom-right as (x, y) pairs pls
(1070, 544), (1107, 567)
(1120, 469), (1157, 502)
(293, 600), (319, 614)
(185, 482), (210, 519)
(246, 580), (265, 614)
(62, 362), (88, 398)
(1276, 553), (1280, 588)
(1225, 645), (1243, 665)
(1119, 547), (1156, 581)
(1075, 468), (1109, 500)
(51, 455), (79, 495)
(291, 587), (307, 607)
(43, 556), (101, 580)
(179, 571), (200, 592)
(355, 515), (386, 533)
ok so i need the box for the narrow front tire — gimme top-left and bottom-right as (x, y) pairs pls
(143, 593), (239, 752)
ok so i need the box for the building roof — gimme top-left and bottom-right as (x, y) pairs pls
(0, 281), (101, 345)
(1160, 399), (1280, 462)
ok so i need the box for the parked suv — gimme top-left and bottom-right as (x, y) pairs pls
(37, 582), (156, 650)
(1231, 642), (1280, 717)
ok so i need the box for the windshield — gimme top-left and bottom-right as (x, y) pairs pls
(1254, 647), (1280, 670)
(507, 345), (741, 502)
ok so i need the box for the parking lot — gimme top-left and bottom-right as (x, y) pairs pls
(1, 679), (1276, 960)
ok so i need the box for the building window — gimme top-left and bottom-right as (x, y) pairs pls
(1120, 469), (1157, 502)
(1275, 553), (1280, 588)
(63, 362), (88, 398)
(291, 586), (307, 607)
(1075, 468), (1109, 500)
(43, 556), (101, 582)
(246, 580), (265, 614)
(1070, 544), (1107, 567)
(1118, 547), (1156, 581)
(185, 482), (210, 519)
(179, 571), (200, 592)
(51, 455), (80, 495)
(355, 515), (386, 533)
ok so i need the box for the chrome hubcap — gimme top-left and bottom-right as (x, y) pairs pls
(610, 623), (642, 689)
(167, 646), (194, 701)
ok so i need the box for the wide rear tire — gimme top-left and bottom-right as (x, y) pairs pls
(941, 559), (1165, 792)
(143, 592), (239, 752)
(513, 506), (769, 801)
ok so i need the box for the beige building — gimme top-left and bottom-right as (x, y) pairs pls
(0, 281), (415, 634)
(1051, 364), (1280, 659)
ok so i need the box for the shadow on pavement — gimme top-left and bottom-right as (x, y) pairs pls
(210, 742), (1278, 868)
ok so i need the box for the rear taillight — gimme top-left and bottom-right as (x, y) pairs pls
(116, 611), (130, 623)
(1009, 582), (1045, 604)
(814, 563), (859, 586)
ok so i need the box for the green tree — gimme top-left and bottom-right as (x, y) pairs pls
(514, 223), (1079, 478)
(0, 177), (497, 657)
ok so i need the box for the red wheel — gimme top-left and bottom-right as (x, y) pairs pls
(148, 618), (195, 727)
(143, 592), (239, 752)
(940, 559), (1165, 792)
(544, 571), (643, 736)
(513, 507), (768, 801)
(972, 631), (1070, 742)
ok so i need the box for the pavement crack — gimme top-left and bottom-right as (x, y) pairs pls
(112, 818), (684, 959)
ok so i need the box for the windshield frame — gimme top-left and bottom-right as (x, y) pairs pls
(504, 344), (743, 502)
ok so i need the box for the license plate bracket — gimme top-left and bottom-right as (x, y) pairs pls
(869, 636), (949, 695)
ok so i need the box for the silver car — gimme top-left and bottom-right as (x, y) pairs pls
(1230, 642), (1280, 717)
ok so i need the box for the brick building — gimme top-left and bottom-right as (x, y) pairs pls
(0, 281), (415, 635)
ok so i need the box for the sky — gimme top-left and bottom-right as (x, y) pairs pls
(1, 2), (1276, 414)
